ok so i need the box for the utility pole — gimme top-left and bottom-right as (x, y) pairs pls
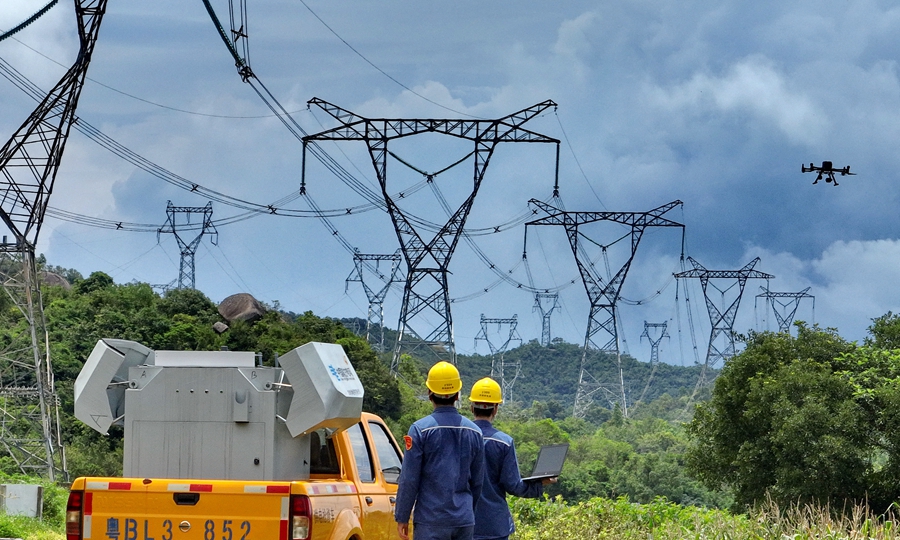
(525, 200), (684, 419)
(675, 257), (773, 395)
(157, 201), (218, 290)
(303, 99), (559, 372)
(533, 292), (559, 346)
(345, 250), (402, 352)
(474, 315), (522, 403)
(0, 0), (109, 480)
(755, 286), (814, 334)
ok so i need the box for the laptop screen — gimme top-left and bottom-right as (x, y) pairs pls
(526, 443), (569, 479)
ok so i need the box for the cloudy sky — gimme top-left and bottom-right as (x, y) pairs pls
(2, 0), (899, 367)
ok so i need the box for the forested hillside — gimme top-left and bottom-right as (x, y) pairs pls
(14, 264), (900, 516)
(15, 268), (726, 507)
(340, 316), (713, 419)
(456, 341), (710, 420)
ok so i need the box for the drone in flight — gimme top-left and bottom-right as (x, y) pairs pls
(802, 161), (855, 186)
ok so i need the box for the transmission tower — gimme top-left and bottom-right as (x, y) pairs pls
(674, 257), (773, 377)
(0, 0), (108, 480)
(345, 250), (402, 352)
(157, 201), (218, 290)
(525, 200), (684, 419)
(635, 321), (669, 406)
(641, 321), (669, 365)
(756, 286), (814, 334)
(303, 99), (560, 372)
(474, 315), (523, 403)
(533, 292), (559, 346)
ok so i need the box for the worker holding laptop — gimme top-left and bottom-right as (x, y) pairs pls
(469, 377), (565, 540)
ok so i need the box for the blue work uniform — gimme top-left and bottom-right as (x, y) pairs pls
(395, 406), (485, 539)
(473, 419), (543, 540)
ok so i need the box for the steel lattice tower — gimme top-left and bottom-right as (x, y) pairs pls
(641, 321), (669, 366)
(756, 286), (814, 334)
(157, 201), (218, 290)
(533, 292), (559, 346)
(634, 321), (669, 406)
(474, 315), (522, 403)
(675, 257), (773, 371)
(525, 199), (684, 419)
(303, 99), (559, 372)
(345, 250), (402, 352)
(0, 0), (108, 480)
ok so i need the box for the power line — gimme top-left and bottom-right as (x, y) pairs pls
(295, 0), (478, 119)
(6, 35), (304, 119)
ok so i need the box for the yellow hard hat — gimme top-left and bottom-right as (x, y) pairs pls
(425, 361), (462, 395)
(469, 377), (502, 404)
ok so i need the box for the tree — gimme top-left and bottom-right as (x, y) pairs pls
(684, 323), (898, 510)
(865, 311), (900, 350)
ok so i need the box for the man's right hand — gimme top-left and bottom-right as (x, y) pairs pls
(397, 522), (410, 540)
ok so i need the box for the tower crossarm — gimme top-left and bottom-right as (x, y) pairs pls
(756, 287), (812, 299)
(526, 199), (684, 229)
(673, 257), (774, 281)
(526, 199), (685, 304)
(305, 98), (560, 144)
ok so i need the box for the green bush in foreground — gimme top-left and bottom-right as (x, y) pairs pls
(511, 496), (900, 539)
(0, 477), (68, 540)
(0, 514), (63, 540)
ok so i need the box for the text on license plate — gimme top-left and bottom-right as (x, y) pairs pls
(99, 519), (252, 540)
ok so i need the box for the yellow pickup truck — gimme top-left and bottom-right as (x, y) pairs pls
(65, 340), (405, 540)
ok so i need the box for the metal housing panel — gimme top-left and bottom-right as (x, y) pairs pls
(123, 363), (310, 480)
(78, 340), (360, 481)
(280, 342), (364, 437)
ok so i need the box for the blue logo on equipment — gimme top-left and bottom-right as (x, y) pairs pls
(329, 365), (341, 381)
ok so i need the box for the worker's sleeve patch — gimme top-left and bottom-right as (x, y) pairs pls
(404, 435), (413, 451)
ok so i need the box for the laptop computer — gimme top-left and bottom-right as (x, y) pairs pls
(522, 443), (569, 481)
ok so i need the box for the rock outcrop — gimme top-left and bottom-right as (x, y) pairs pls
(218, 293), (266, 322)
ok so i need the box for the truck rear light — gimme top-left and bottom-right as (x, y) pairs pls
(289, 495), (312, 540)
(66, 491), (84, 540)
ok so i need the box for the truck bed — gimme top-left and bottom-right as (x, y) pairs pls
(70, 476), (363, 540)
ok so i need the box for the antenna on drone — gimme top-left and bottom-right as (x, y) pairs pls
(157, 201), (218, 290)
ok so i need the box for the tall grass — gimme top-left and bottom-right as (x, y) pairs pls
(0, 477), (67, 540)
(511, 496), (900, 539)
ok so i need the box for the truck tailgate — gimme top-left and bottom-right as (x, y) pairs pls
(80, 478), (292, 540)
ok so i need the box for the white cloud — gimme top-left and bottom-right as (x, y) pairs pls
(552, 12), (597, 59)
(648, 55), (828, 146)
